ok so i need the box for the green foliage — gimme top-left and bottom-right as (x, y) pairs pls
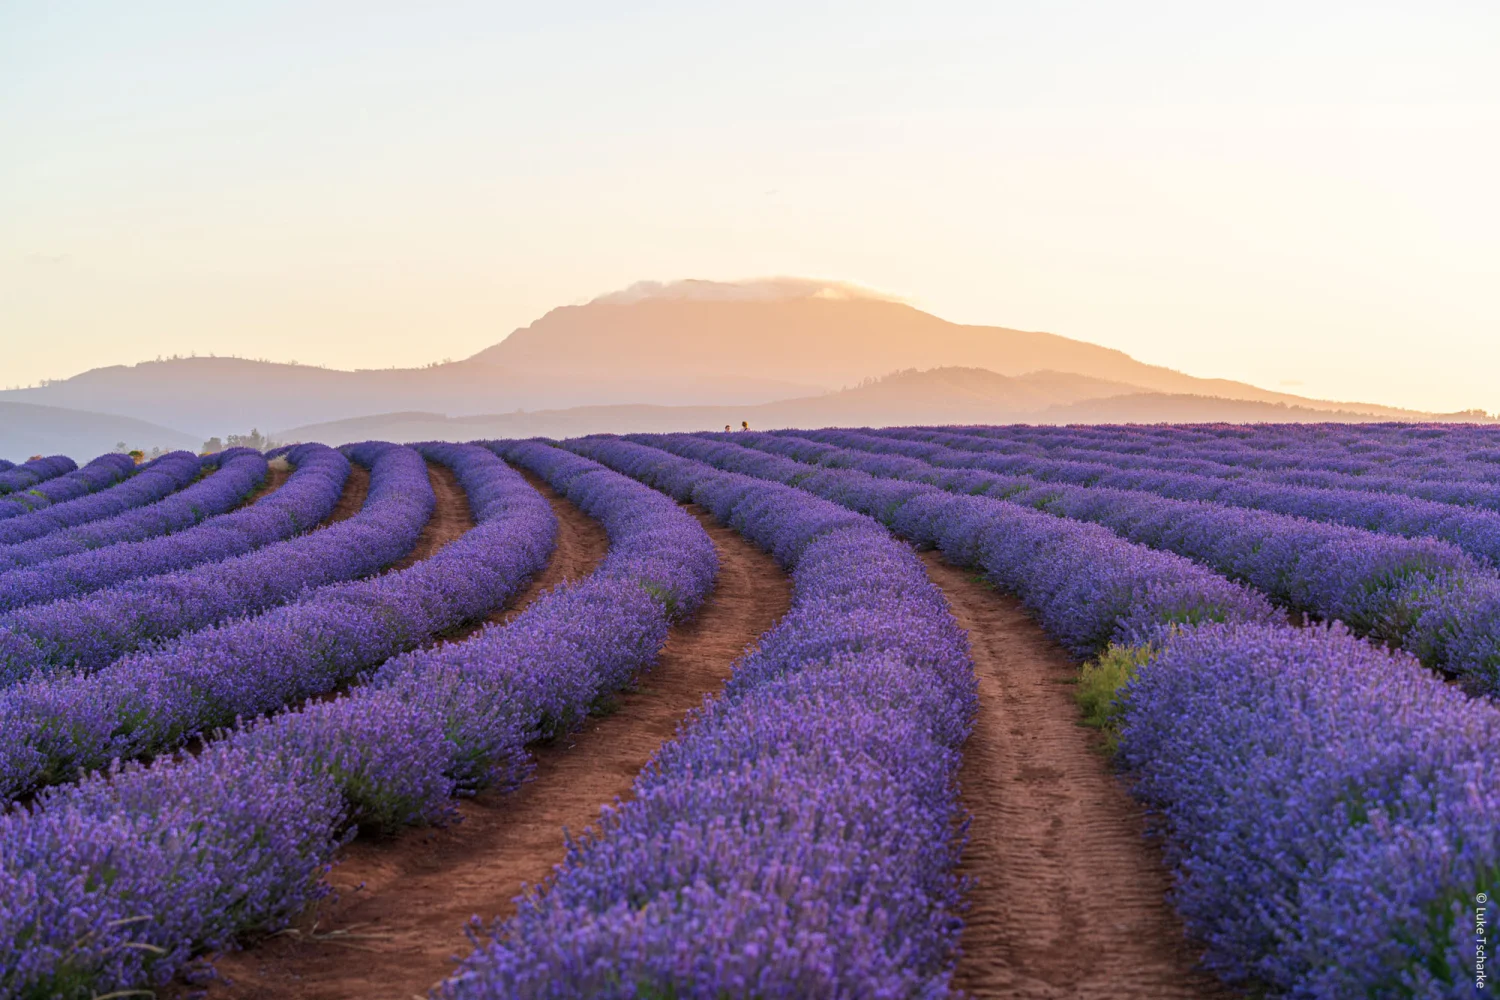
(639, 580), (680, 619)
(1075, 643), (1155, 750)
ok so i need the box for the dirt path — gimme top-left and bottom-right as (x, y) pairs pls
(322, 464), (370, 527)
(499, 470), (611, 621)
(244, 464), (291, 506)
(431, 469), (611, 649)
(190, 506), (791, 1000)
(925, 552), (1226, 999)
(388, 463), (469, 572)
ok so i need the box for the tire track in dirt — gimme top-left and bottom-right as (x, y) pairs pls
(924, 551), (1227, 999)
(187, 505), (791, 1000)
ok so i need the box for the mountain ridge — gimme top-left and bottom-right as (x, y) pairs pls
(0, 402), (200, 460)
(274, 365), (1481, 447)
(0, 283), (1444, 437)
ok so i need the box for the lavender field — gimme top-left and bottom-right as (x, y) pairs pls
(2, 424), (1495, 999)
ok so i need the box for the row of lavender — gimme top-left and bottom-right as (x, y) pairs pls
(961, 421), (1498, 476)
(0, 445), (339, 614)
(613, 432), (1495, 996)
(826, 425), (1500, 567)
(441, 436), (977, 997)
(1, 444), (719, 998)
(0, 443), (430, 796)
(0, 443), (377, 684)
(698, 428), (1500, 692)
(0, 450), (261, 562)
(960, 422), (1500, 486)
(0, 453), (135, 520)
(920, 423), (1500, 502)
(0, 456), (75, 496)
(0, 449), (216, 547)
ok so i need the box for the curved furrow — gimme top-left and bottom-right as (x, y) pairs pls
(0, 444), (715, 998)
(0, 444), (422, 684)
(186, 499), (784, 1000)
(0, 445), (347, 613)
(0, 452), (135, 521)
(0, 450), (266, 567)
(0, 450), (211, 548)
(926, 553), (1226, 998)
(0, 445), (550, 800)
(0, 456), (75, 495)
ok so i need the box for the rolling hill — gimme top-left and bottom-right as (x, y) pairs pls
(0, 279), (1433, 435)
(0, 402), (201, 460)
(277, 366), (1442, 445)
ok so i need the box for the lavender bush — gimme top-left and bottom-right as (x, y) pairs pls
(0, 739), (346, 998)
(0, 452), (135, 520)
(0, 455), (75, 496)
(0, 449), (265, 563)
(617, 433), (1277, 657)
(1119, 622), (1500, 997)
(0, 450), (212, 546)
(0, 443), (417, 682)
(707, 429), (1500, 689)
(0, 445), (348, 611)
(0, 443), (719, 997)
(438, 436), (974, 998)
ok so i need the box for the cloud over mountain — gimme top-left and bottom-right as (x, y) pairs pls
(589, 277), (894, 306)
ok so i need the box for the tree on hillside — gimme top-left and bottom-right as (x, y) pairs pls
(206, 429), (278, 453)
(227, 429), (269, 451)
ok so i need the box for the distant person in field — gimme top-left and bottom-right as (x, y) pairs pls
(741, 421), (749, 431)
(724, 425), (731, 433)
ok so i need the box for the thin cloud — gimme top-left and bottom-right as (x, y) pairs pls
(590, 277), (901, 306)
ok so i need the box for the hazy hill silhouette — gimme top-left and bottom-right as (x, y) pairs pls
(1038, 392), (1412, 424)
(1, 279), (1434, 434)
(278, 365), (1453, 445)
(0, 402), (199, 460)
(473, 282), (1421, 417)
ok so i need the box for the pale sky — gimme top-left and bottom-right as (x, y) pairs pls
(3, 1), (1498, 413)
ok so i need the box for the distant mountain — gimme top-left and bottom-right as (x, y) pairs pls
(746, 367), (1145, 426)
(0, 402), (200, 460)
(0, 357), (821, 437)
(278, 365), (1455, 445)
(471, 284), (1425, 417)
(1, 279), (1436, 432)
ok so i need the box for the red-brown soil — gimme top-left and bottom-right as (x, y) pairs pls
(925, 552), (1227, 999)
(494, 470), (611, 623)
(427, 469), (611, 650)
(322, 464), (370, 527)
(388, 463), (468, 572)
(185, 505), (791, 1000)
(243, 463), (291, 505)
